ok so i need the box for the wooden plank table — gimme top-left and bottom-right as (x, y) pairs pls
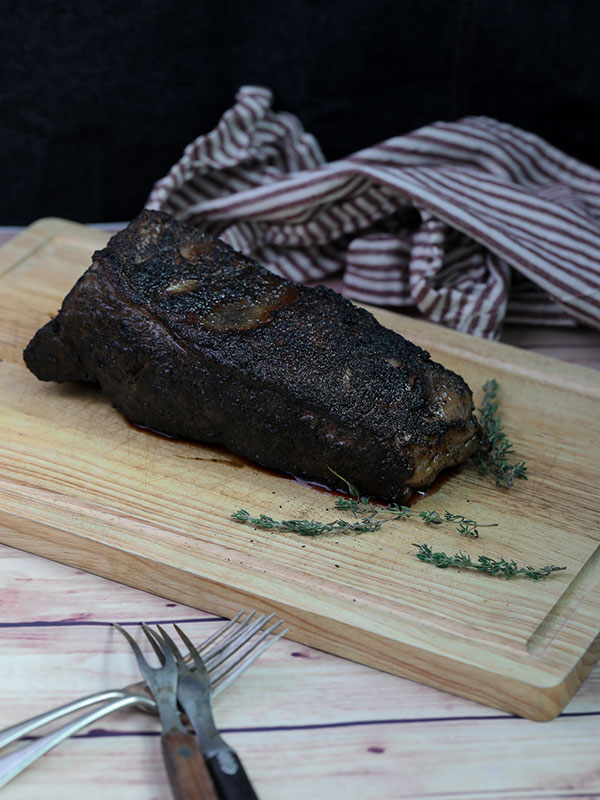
(1, 226), (599, 799)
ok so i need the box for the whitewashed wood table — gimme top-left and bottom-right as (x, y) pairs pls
(1, 226), (599, 800)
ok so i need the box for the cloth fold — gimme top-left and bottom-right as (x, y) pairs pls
(147, 86), (600, 338)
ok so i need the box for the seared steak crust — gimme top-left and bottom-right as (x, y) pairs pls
(24, 210), (485, 501)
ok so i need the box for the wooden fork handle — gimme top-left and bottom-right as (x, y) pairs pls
(161, 731), (220, 800)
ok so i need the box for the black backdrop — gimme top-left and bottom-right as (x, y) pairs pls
(2, 1), (599, 224)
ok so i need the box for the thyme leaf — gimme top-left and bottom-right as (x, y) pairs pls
(442, 511), (498, 538)
(231, 508), (383, 536)
(475, 379), (528, 489)
(331, 476), (491, 538)
(413, 543), (565, 579)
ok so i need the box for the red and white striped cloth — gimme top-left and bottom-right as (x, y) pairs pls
(147, 86), (600, 339)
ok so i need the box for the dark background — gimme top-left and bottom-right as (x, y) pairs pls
(2, 1), (598, 224)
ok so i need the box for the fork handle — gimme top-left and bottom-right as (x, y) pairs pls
(0, 689), (130, 750)
(205, 750), (261, 800)
(162, 732), (220, 800)
(0, 694), (153, 789)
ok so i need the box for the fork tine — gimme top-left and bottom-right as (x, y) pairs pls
(155, 624), (186, 667)
(204, 614), (274, 671)
(195, 609), (247, 654)
(113, 623), (151, 674)
(173, 624), (203, 668)
(204, 614), (275, 669)
(210, 620), (286, 687)
(212, 618), (286, 676)
(140, 623), (167, 664)
(141, 624), (168, 657)
(154, 625), (186, 670)
(137, 608), (288, 684)
(201, 612), (266, 664)
(212, 624), (288, 697)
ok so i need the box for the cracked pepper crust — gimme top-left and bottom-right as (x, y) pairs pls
(24, 210), (486, 501)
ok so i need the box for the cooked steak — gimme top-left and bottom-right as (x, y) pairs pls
(24, 210), (485, 501)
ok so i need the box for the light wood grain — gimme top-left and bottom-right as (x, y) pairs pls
(1, 542), (599, 800)
(1, 546), (598, 724)
(1, 219), (599, 721)
(0, 686), (599, 800)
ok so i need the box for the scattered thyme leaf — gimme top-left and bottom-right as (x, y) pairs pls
(416, 509), (443, 525)
(231, 509), (383, 536)
(334, 517), (384, 533)
(442, 511), (498, 538)
(334, 497), (361, 512)
(334, 492), (487, 537)
(412, 543), (565, 579)
(475, 379), (528, 489)
(236, 464), (496, 542)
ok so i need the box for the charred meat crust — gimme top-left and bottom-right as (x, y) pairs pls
(24, 210), (485, 501)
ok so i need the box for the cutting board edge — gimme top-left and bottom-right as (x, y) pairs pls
(0, 506), (586, 722)
(0, 217), (104, 278)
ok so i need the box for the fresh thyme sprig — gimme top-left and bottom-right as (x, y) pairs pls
(329, 469), (494, 538)
(231, 509), (384, 536)
(413, 543), (565, 580)
(475, 379), (528, 489)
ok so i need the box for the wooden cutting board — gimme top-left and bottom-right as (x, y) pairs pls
(1, 218), (599, 721)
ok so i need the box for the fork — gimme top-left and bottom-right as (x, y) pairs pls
(0, 610), (249, 750)
(0, 610), (286, 789)
(159, 624), (265, 800)
(118, 619), (286, 800)
(116, 622), (218, 799)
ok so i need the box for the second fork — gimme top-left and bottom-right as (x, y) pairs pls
(0, 610), (286, 791)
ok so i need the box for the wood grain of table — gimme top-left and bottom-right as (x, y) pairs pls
(1, 226), (599, 800)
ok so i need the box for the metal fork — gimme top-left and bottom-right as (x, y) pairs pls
(159, 623), (271, 800)
(116, 622), (217, 799)
(0, 610), (245, 750)
(119, 618), (286, 800)
(0, 610), (286, 789)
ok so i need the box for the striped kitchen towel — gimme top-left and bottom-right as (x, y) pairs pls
(147, 86), (600, 339)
